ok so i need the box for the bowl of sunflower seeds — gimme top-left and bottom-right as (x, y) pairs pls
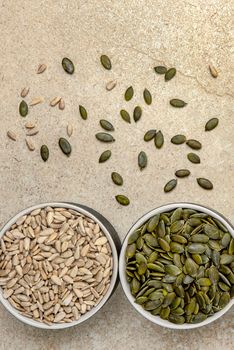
(0, 202), (120, 329)
(119, 203), (234, 329)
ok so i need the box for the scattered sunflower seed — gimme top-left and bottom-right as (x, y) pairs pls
(37, 64), (47, 74)
(40, 145), (49, 162)
(171, 135), (186, 145)
(30, 97), (43, 106)
(59, 98), (65, 110)
(138, 151), (147, 170)
(187, 153), (200, 164)
(99, 150), (111, 163)
(62, 57), (75, 74)
(197, 178), (213, 190)
(175, 169), (190, 178)
(144, 129), (156, 142)
(26, 128), (39, 136)
(125, 86), (134, 101)
(133, 106), (142, 122)
(209, 65), (218, 78)
(115, 195), (130, 206)
(164, 179), (177, 192)
(79, 105), (88, 120)
(100, 55), (112, 70)
(165, 68), (176, 81)
(20, 87), (30, 98)
(154, 131), (164, 149)
(143, 89), (152, 105)
(7, 131), (17, 141)
(50, 97), (61, 107)
(106, 80), (117, 91)
(95, 133), (115, 143)
(186, 139), (202, 150)
(170, 99), (187, 108)
(120, 109), (131, 123)
(19, 100), (28, 117)
(154, 66), (167, 74)
(25, 139), (35, 151)
(205, 118), (219, 131)
(111, 172), (123, 186)
(100, 120), (114, 131)
(59, 138), (72, 156)
(67, 124), (73, 137)
(25, 122), (35, 129)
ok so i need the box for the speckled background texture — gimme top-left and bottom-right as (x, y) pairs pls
(0, 0), (233, 349)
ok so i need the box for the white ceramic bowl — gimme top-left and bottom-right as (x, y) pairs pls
(0, 202), (119, 329)
(119, 203), (234, 329)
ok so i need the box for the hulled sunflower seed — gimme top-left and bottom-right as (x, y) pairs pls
(143, 89), (152, 105)
(79, 105), (87, 120)
(59, 98), (65, 110)
(124, 86), (134, 101)
(25, 122), (35, 129)
(7, 131), (17, 141)
(25, 139), (35, 151)
(133, 106), (142, 122)
(205, 118), (219, 131)
(62, 58), (75, 74)
(26, 128), (39, 136)
(37, 64), (47, 74)
(165, 68), (176, 81)
(106, 80), (117, 91)
(20, 87), (30, 98)
(170, 99), (187, 108)
(99, 150), (111, 163)
(100, 55), (111, 70)
(50, 97), (61, 107)
(67, 124), (73, 137)
(30, 97), (43, 106)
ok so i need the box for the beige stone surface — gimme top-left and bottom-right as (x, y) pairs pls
(0, 0), (233, 349)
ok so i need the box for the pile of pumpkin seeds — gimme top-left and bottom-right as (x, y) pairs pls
(125, 207), (234, 324)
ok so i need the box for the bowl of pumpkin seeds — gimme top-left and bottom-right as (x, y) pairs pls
(0, 202), (119, 329)
(119, 203), (234, 329)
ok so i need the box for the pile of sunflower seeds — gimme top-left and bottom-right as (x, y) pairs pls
(125, 208), (234, 324)
(0, 207), (113, 325)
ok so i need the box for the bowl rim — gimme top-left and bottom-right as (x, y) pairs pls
(0, 202), (119, 329)
(119, 202), (234, 329)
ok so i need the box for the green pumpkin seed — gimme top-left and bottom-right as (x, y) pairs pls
(154, 66), (167, 74)
(186, 139), (202, 150)
(192, 254), (203, 265)
(148, 252), (158, 263)
(190, 234), (209, 243)
(62, 57), (75, 74)
(144, 300), (162, 310)
(160, 306), (170, 319)
(128, 231), (140, 244)
(187, 153), (200, 164)
(19, 100), (28, 117)
(205, 117), (219, 131)
(165, 265), (181, 276)
(187, 243), (206, 254)
(100, 55), (111, 70)
(79, 105), (87, 120)
(144, 129), (156, 142)
(135, 253), (147, 264)
(133, 106), (142, 122)
(221, 233), (231, 248)
(175, 169), (190, 178)
(120, 109), (131, 123)
(95, 132), (115, 142)
(154, 130), (164, 149)
(157, 220), (166, 237)
(138, 151), (147, 170)
(197, 178), (213, 190)
(219, 292), (230, 308)
(135, 296), (148, 304)
(171, 134), (186, 144)
(59, 138), (72, 156)
(111, 172), (123, 186)
(228, 239), (234, 255)
(125, 243), (136, 258)
(147, 263), (164, 273)
(143, 89), (152, 105)
(170, 242), (184, 254)
(144, 234), (158, 247)
(138, 262), (147, 275)
(183, 275), (194, 284)
(158, 238), (171, 252)
(170, 99), (187, 108)
(187, 218), (202, 227)
(164, 179), (177, 193)
(147, 214), (160, 232)
(190, 313), (207, 324)
(165, 68), (176, 81)
(185, 258), (198, 277)
(203, 224), (219, 239)
(220, 254), (233, 265)
(168, 314), (185, 324)
(99, 150), (111, 163)
(170, 220), (184, 233)
(197, 278), (212, 287)
(131, 277), (141, 294)
(40, 145), (49, 162)
(99, 119), (114, 131)
(115, 195), (130, 206)
(213, 218), (228, 233)
(124, 86), (134, 101)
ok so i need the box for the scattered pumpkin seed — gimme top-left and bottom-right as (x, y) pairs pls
(143, 89), (152, 105)
(111, 172), (123, 186)
(175, 169), (190, 178)
(115, 195), (130, 206)
(95, 132), (115, 143)
(133, 106), (142, 122)
(154, 66), (167, 74)
(59, 138), (72, 156)
(164, 179), (177, 193)
(79, 105), (87, 120)
(197, 178), (213, 190)
(100, 55), (111, 70)
(62, 57), (74, 74)
(144, 129), (156, 142)
(100, 119), (114, 131)
(120, 109), (131, 123)
(170, 99), (187, 108)
(165, 68), (176, 81)
(125, 86), (134, 101)
(187, 153), (200, 164)
(99, 150), (111, 163)
(40, 145), (49, 162)
(205, 118), (219, 131)
(138, 151), (147, 170)
(154, 130), (164, 149)
(19, 100), (28, 117)
(171, 135), (186, 144)
(186, 139), (202, 150)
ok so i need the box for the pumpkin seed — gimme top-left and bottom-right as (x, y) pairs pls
(197, 178), (213, 190)
(143, 89), (152, 105)
(138, 151), (147, 170)
(175, 169), (190, 178)
(165, 265), (181, 276)
(147, 214), (160, 232)
(128, 231), (140, 245)
(124, 86), (134, 101)
(120, 109), (131, 123)
(40, 145), (49, 162)
(111, 172), (123, 186)
(59, 138), (72, 156)
(168, 314), (185, 324)
(135, 296), (148, 304)
(19, 100), (28, 117)
(99, 150), (111, 163)
(144, 129), (156, 142)
(187, 153), (200, 164)
(154, 130), (164, 149)
(170, 99), (187, 108)
(203, 224), (219, 239)
(115, 195), (130, 206)
(100, 55), (112, 70)
(154, 66), (167, 74)
(62, 57), (74, 74)
(164, 179), (177, 193)
(220, 254), (233, 265)
(100, 119), (114, 131)
(186, 139), (202, 150)
(187, 243), (206, 254)
(133, 106), (142, 122)
(171, 134), (186, 145)
(95, 133), (115, 143)
(79, 105), (87, 120)
(205, 118), (219, 131)
(165, 68), (176, 81)
(144, 300), (162, 311)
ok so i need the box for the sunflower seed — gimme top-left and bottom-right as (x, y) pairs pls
(164, 179), (177, 192)
(205, 118), (219, 131)
(171, 135), (186, 145)
(7, 131), (17, 141)
(19, 100), (28, 117)
(143, 89), (152, 105)
(165, 68), (176, 81)
(99, 150), (111, 163)
(62, 58), (75, 74)
(37, 63), (47, 74)
(25, 139), (35, 151)
(154, 130), (164, 149)
(125, 86), (134, 101)
(40, 145), (49, 162)
(120, 109), (131, 123)
(67, 124), (73, 137)
(175, 169), (190, 178)
(138, 151), (147, 170)
(30, 97), (43, 106)
(50, 97), (61, 107)
(100, 55), (111, 70)
(170, 99), (187, 108)
(197, 178), (213, 190)
(59, 138), (72, 156)
(95, 132), (115, 143)
(115, 195), (130, 206)
(26, 128), (39, 136)
(187, 153), (200, 164)
(25, 122), (35, 129)
(209, 65), (218, 78)
(154, 66), (167, 74)
(100, 120), (114, 131)
(20, 87), (30, 98)
(59, 98), (65, 110)
(106, 80), (117, 91)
